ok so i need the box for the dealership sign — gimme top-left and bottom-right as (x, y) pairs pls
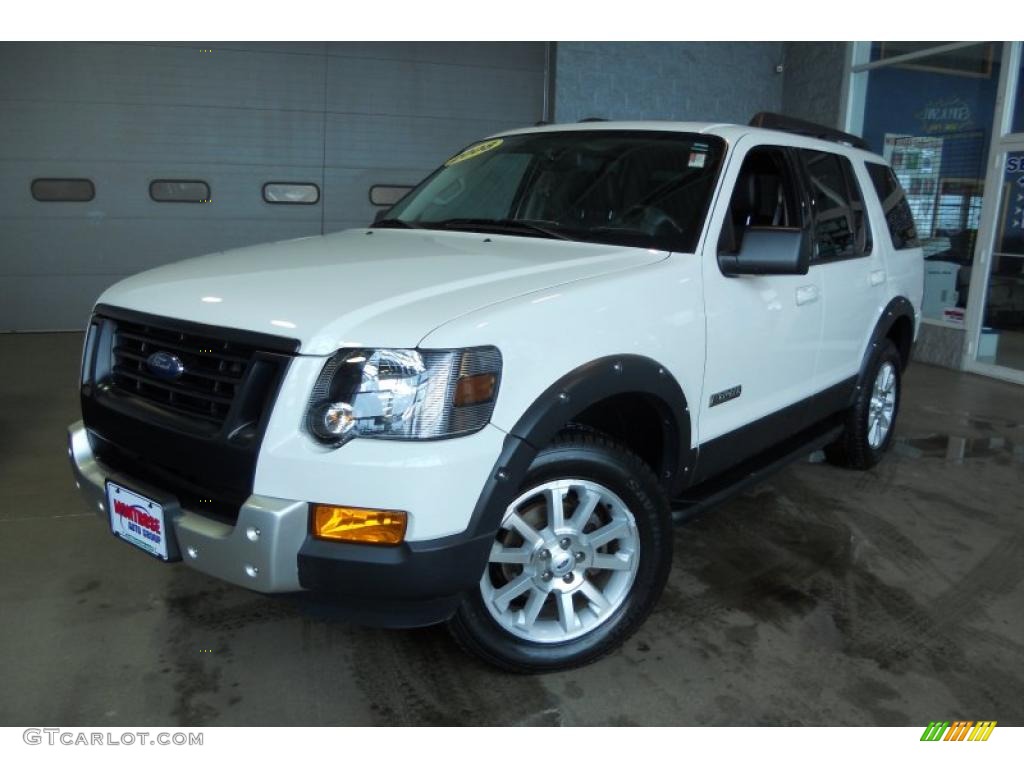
(915, 97), (974, 134)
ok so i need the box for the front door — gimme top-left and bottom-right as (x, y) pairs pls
(695, 138), (824, 482)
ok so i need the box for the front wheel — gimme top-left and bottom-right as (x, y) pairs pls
(448, 430), (672, 672)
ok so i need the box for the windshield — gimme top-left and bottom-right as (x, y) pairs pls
(377, 130), (725, 252)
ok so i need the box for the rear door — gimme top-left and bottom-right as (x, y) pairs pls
(796, 148), (886, 392)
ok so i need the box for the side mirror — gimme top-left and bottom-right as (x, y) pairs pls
(718, 227), (811, 276)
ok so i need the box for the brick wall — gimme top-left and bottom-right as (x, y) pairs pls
(781, 42), (848, 128)
(554, 42), (785, 124)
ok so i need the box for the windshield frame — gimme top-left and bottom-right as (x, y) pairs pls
(374, 129), (728, 253)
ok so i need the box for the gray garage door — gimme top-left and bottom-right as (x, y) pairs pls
(0, 42), (550, 330)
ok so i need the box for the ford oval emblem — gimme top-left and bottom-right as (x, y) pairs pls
(146, 351), (185, 380)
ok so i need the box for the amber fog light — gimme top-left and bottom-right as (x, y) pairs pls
(453, 372), (498, 406)
(312, 504), (407, 545)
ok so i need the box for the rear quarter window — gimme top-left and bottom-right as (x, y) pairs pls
(866, 162), (920, 250)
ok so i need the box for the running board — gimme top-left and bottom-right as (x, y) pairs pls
(671, 421), (844, 525)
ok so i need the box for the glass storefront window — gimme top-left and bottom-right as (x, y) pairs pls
(861, 43), (1000, 323)
(977, 151), (1024, 370)
(1012, 53), (1024, 135)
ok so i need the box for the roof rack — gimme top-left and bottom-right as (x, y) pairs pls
(749, 112), (870, 151)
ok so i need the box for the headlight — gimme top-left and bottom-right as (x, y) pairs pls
(306, 347), (501, 446)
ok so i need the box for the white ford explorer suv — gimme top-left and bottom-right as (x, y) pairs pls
(69, 114), (922, 671)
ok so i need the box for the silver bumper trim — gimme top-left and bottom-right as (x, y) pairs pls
(68, 421), (306, 592)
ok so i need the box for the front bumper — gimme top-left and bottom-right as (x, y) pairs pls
(69, 421), (308, 592)
(68, 421), (498, 626)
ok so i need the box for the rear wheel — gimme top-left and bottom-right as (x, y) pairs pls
(825, 339), (902, 470)
(448, 430), (672, 672)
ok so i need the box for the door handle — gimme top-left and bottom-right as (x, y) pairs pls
(869, 269), (887, 286)
(795, 285), (819, 306)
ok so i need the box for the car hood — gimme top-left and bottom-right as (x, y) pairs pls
(97, 228), (668, 354)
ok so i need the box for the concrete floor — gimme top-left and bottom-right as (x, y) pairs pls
(1, 332), (1022, 726)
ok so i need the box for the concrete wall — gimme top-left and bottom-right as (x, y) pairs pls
(554, 42), (785, 124)
(781, 42), (849, 129)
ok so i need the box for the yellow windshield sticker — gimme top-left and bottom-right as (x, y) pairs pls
(444, 138), (503, 167)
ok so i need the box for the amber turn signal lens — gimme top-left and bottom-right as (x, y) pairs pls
(312, 504), (407, 545)
(453, 372), (497, 407)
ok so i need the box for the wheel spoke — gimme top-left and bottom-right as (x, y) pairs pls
(567, 488), (600, 530)
(489, 542), (533, 565)
(586, 518), (628, 548)
(519, 588), (547, 628)
(592, 552), (633, 571)
(504, 510), (543, 547)
(556, 591), (578, 633)
(545, 486), (566, 530)
(579, 579), (612, 614)
(493, 572), (533, 612)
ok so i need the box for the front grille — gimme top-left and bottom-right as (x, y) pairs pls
(82, 305), (299, 523)
(111, 318), (255, 429)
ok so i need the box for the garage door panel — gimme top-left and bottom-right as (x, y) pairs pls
(0, 101), (324, 167)
(1, 219), (319, 279)
(326, 42), (547, 72)
(324, 167), (430, 225)
(325, 113), (517, 170)
(324, 219), (374, 235)
(1, 42), (546, 330)
(140, 42), (327, 57)
(0, 160), (324, 221)
(0, 274), (128, 331)
(0, 43), (326, 111)
(327, 57), (544, 122)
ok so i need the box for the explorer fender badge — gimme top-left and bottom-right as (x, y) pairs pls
(709, 385), (742, 407)
(146, 350), (186, 380)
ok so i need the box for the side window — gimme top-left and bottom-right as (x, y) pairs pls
(866, 162), (920, 250)
(718, 146), (802, 254)
(799, 149), (869, 261)
(845, 162), (873, 256)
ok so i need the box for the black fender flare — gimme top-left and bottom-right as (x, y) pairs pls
(464, 354), (691, 544)
(853, 296), (915, 401)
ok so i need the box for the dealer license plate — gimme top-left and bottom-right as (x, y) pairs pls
(106, 481), (169, 560)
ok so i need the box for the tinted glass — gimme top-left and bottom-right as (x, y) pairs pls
(1012, 51), (1024, 135)
(800, 150), (857, 260)
(844, 161), (873, 255)
(718, 146), (802, 254)
(369, 185), (414, 207)
(263, 183), (319, 205)
(150, 180), (210, 203)
(866, 162), (920, 249)
(381, 131), (726, 253)
(31, 178), (94, 202)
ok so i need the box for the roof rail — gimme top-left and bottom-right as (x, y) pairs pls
(578, 117), (607, 123)
(749, 112), (870, 151)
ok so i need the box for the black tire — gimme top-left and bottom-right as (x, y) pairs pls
(825, 339), (902, 470)
(448, 429), (672, 672)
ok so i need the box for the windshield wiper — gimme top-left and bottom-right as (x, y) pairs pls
(371, 218), (423, 229)
(426, 218), (576, 241)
